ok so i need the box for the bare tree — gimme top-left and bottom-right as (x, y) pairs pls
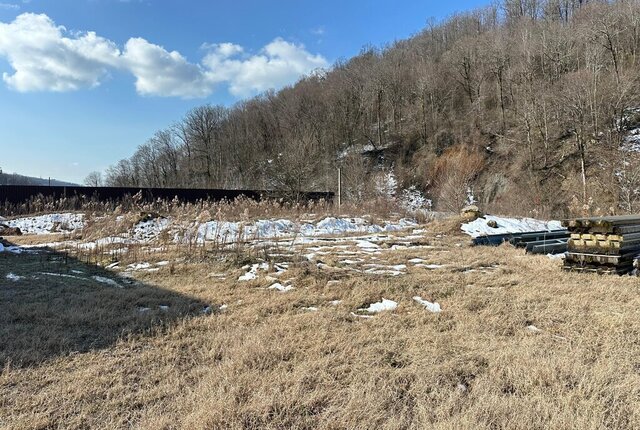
(84, 171), (103, 187)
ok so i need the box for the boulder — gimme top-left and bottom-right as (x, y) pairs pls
(460, 205), (482, 221)
(487, 220), (498, 228)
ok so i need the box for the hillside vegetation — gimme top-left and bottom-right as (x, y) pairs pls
(0, 171), (77, 187)
(102, 0), (640, 218)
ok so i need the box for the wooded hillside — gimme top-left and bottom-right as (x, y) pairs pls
(101, 0), (640, 218)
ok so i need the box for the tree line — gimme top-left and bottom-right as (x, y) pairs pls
(95, 0), (640, 216)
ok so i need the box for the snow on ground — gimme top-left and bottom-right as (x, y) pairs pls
(5, 213), (84, 234)
(92, 276), (123, 288)
(188, 217), (416, 244)
(413, 296), (441, 313)
(268, 282), (295, 292)
(132, 217), (171, 241)
(238, 263), (270, 281)
(358, 298), (398, 313)
(40, 272), (85, 280)
(624, 126), (640, 152)
(6, 273), (23, 281)
(461, 215), (562, 238)
(129, 262), (152, 271)
(0, 243), (25, 254)
(408, 258), (426, 264)
(415, 264), (445, 269)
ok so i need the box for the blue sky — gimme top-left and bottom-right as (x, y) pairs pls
(0, 0), (488, 184)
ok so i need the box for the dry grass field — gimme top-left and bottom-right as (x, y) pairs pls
(2, 220), (640, 429)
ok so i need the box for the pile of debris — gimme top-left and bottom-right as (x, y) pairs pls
(563, 215), (640, 274)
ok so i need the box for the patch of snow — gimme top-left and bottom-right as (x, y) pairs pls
(181, 216), (416, 245)
(527, 325), (541, 333)
(92, 276), (122, 288)
(340, 259), (362, 265)
(413, 296), (441, 313)
(375, 170), (398, 199)
(350, 312), (375, 319)
(399, 186), (432, 212)
(132, 217), (171, 241)
(356, 240), (380, 249)
(408, 258), (426, 264)
(268, 282), (295, 292)
(302, 306), (318, 312)
(359, 298), (398, 313)
(364, 263), (406, 271)
(415, 264), (445, 269)
(6, 273), (23, 281)
(159, 305), (169, 311)
(365, 269), (404, 276)
(461, 215), (563, 238)
(128, 262), (151, 271)
(5, 213), (85, 234)
(547, 253), (566, 260)
(238, 262), (269, 281)
(238, 271), (257, 281)
(40, 272), (85, 280)
(0, 243), (24, 254)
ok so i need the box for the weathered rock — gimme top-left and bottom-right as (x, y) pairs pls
(460, 205), (482, 221)
(0, 224), (22, 236)
(487, 220), (498, 228)
(138, 212), (164, 223)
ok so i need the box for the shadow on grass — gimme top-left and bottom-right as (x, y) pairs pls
(0, 240), (209, 368)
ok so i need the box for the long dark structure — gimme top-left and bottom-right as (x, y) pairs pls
(562, 215), (640, 275)
(472, 229), (569, 254)
(0, 185), (334, 205)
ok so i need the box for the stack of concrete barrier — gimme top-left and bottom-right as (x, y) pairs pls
(563, 215), (640, 275)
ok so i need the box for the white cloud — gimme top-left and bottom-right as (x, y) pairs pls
(0, 13), (329, 98)
(0, 3), (19, 10)
(122, 38), (214, 98)
(0, 13), (120, 91)
(203, 38), (328, 96)
(310, 26), (325, 36)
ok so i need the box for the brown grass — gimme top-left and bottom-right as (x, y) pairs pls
(2, 226), (640, 429)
